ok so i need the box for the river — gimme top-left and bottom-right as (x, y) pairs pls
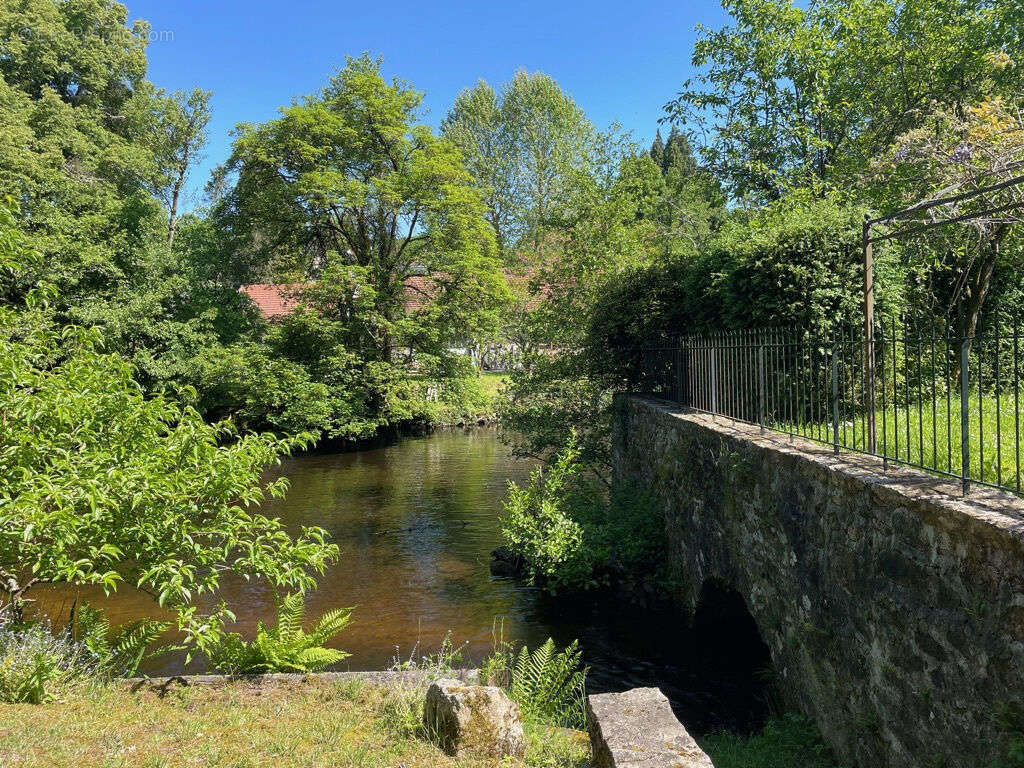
(35, 427), (768, 734)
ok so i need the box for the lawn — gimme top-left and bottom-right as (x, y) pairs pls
(0, 678), (590, 768)
(480, 371), (509, 402)
(776, 391), (1024, 492)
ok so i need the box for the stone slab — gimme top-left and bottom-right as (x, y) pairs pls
(121, 668), (480, 692)
(587, 687), (714, 768)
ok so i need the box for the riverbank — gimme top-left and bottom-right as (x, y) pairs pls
(0, 674), (841, 768)
(307, 371), (508, 453)
(0, 676), (589, 768)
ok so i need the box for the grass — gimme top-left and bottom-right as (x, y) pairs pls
(700, 714), (839, 768)
(0, 678), (590, 768)
(775, 391), (1024, 491)
(479, 372), (509, 403)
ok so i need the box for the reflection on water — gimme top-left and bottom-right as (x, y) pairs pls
(36, 427), (767, 734)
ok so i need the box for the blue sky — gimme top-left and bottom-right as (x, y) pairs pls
(128, 0), (730, 208)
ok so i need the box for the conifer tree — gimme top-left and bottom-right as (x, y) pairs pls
(649, 129), (665, 170)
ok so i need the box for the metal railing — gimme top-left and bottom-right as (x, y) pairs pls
(634, 322), (1024, 496)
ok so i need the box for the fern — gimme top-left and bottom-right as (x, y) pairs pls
(508, 638), (587, 728)
(207, 594), (353, 675)
(74, 604), (169, 678)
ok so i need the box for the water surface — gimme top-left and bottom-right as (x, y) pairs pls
(37, 428), (768, 733)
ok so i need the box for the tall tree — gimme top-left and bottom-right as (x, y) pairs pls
(0, 0), (163, 303)
(649, 130), (665, 170)
(665, 0), (1022, 202)
(153, 88), (213, 248)
(215, 55), (508, 362)
(442, 71), (598, 263)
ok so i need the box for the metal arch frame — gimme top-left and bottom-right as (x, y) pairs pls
(860, 174), (1024, 457)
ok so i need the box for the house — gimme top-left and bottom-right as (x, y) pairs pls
(240, 273), (545, 371)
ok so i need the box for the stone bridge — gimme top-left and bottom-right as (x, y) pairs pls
(613, 395), (1024, 768)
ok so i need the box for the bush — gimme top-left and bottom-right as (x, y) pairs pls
(207, 593), (352, 675)
(501, 439), (592, 589)
(500, 436), (663, 591)
(0, 619), (96, 704)
(588, 195), (882, 376)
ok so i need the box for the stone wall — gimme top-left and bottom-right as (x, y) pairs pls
(613, 395), (1024, 768)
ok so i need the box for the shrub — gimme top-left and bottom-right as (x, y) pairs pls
(0, 619), (96, 703)
(207, 593), (352, 674)
(501, 436), (664, 591)
(501, 438), (592, 589)
(588, 195), (884, 378)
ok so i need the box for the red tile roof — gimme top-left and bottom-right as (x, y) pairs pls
(240, 284), (300, 320)
(241, 271), (545, 320)
(403, 275), (436, 312)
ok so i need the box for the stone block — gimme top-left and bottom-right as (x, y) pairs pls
(587, 687), (714, 768)
(423, 678), (525, 758)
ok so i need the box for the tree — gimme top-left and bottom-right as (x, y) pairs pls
(438, 81), (518, 257)
(442, 71), (599, 263)
(153, 88), (213, 248)
(204, 56), (508, 439)
(665, 0), (1022, 202)
(660, 127), (698, 177)
(0, 0), (164, 304)
(216, 55), (507, 362)
(875, 76), (1024, 339)
(499, 147), (667, 475)
(0, 203), (338, 647)
(649, 130), (665, 170)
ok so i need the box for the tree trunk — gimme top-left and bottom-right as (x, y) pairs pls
(167, 175), (184, 248)
(958, 226), (1006, 341)
(167, 148), (190, 249)
(1, 575), (38, 625)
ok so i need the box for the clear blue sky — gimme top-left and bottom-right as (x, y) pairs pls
(128, 0), (729, 208)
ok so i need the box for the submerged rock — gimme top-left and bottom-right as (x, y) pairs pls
(423, 678), (525, 758)
(489, 545), (524, 577)
(587, 687), (714, 768)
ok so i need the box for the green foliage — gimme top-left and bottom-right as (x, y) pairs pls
(73, 603), (169, 678)
(500, 437), (662, 591)
(700, 713), (838, 768)
(501, 439), (590, 587)
(666, 0), (1022, 202)
(1, 199), (338, 647)
(197, 55), (509, 438)
(442, 70), (599, 260)
(0, 320), (339, 648)
(509, 639), (588, 729)
(992, 700), (1024, 768)
(588, 195), (890, 371)
(0, 619), (95, 704)
(207, 593), (352, 675)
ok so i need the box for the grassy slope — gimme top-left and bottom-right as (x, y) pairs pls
(0, 678), (589, 768)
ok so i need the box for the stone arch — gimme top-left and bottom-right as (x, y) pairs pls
(692, 578), (776, 729)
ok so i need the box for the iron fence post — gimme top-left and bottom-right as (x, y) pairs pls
(758, 340), (766, 434)
(675, 340), (683, 406)
(832, 339), (840, 455)
(961, 337), (971, 495)
(710, 343), (718, 417)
